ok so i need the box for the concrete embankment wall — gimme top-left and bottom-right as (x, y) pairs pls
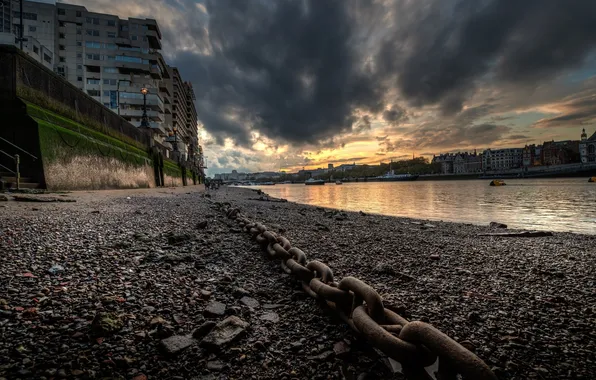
(29, 103), (158, 190)
(0, 45), (192, 190)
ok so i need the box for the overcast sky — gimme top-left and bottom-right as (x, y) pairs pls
(60, 0), (596, 174)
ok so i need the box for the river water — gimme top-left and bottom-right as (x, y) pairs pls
(247, 178), (596, 234)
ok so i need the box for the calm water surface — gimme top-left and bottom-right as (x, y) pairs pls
(246, 178), (596, 234)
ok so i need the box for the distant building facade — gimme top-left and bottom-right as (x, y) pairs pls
(522, 144), (542, 167)
(482, 148), (523, 171)
(432, 152), (481, 174)
(580, 128), (596, 163)
(541, 140), (580, 166)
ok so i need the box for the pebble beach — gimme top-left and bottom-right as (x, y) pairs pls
(0, 186), (594, 379)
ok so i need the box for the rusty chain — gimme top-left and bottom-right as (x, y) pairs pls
(222, 203), (496, 380)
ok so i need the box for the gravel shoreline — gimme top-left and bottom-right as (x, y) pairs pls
(0, 186), (594, 379)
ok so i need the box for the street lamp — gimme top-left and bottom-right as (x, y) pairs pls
(140, 87), (149, 128)
(169, 127), (178, 152)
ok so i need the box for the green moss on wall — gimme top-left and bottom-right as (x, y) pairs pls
(18, 90), (146, 151)
(163, 160), (182, 178)
(26, 102), (148, 153)
(36, 119), (151, 167)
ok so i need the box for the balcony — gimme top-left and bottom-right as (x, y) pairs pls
(150, 65), (162, 79)
(119, 109), (164, 122)
(119, 93), (164, 112)
(130, 121), (166, 136)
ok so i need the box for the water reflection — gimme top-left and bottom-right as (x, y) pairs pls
(248, 178), (596, 234)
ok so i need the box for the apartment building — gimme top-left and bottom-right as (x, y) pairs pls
(4, 0), (201, 164)
(4, 0), (55, 68)
(1, 0), (15, 33)
(167, 66), (198, 161)
(54, 2), (171, 141)
(482, 148), (523, 171)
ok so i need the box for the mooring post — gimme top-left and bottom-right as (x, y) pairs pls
(14, 154), (20, 190)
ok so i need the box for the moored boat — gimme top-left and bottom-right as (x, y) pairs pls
(375, 171), (419, 181)
(335, 180), (343, 185)
(589, 177), (596, 183)
(490, 179), (506, 186)
(305, 178), (325, 185)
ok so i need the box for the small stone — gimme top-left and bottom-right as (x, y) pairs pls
(197, 220), (208, 229)
(239, 296), (259, 309)
(160, 335), (195, 355)
(91, 312), (123, 336)
(206, 360), (226, 372)
(0, 195), (8, 201)
(192, 321), (217, 339)
(132, 374), (148, 380)
(307, 350), (334, 360)
(260, 312), (279, 323)
(333, 341), (350, 357)
(430, 254), (440, 261)
(468, 311), (482, 322)
(489, 222), (508, 229)
(423, 223), (436, 228)
(204, 301), (226, 317)
(71, 369), (84, 376)
(200, 290), (212, 299)
(262, 304), (285, 310)
(373, 262), (396, 275)
(200, 316), (249, 350)
(233, 287), (250, 297)
(47, 264), (64, 275)
(253, 341), (267, 351)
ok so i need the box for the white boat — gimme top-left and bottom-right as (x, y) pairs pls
(375, 171), (419, 181)
(305, 178), (325, 185)
(335, 180), (343, 185)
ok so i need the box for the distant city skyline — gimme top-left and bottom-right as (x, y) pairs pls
(53, 0), (596, 175)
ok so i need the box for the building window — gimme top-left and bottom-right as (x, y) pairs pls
(43, 54), (52, 64)
(104, 67), (118, 73)
(107, 31), (116, 38)
(85, 41), (101, 48)
(76, 53), (82, 58)
(58, 9), (66, 16)
(107, 20), (116, 27)
(33, 45), (39, 54)
(59, 21), (65, 27)
(77, 28), (82, 35)
(14, 12), (38, 21)
(142, 36), (147, 42)
(115, 55), (145, 64)
(29, 26), (36, 32)
(59, 57), (65, 62)
(106, 55), (115, 60)
(131, 35), (138, 41)
(103, 79), (117, 85)
(59, 45), (65, 50)
(77, 76), (82, 82)
(76, 11), (82, 17)
(87, 78), (100, 85)
(76, 41), (82, 46)
(77, 64), (82, 69)
(87, 90), (101, 97)
(85, 53), (101, 60)
(120, 25), (128, 32)
(59, 33), (65, 39)
(86, 29), (100, 37)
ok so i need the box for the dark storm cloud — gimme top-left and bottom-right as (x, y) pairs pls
(379, 0), (596, 113)
(533, 91), (596, 129)
(167, 0), (596, 147)
(382, 105), (408, 125)
(171, 0), (386, 147)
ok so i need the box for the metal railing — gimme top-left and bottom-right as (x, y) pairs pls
(0, 136), (38, 190)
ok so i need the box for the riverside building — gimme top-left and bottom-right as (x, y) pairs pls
(3, 0), (201, 163)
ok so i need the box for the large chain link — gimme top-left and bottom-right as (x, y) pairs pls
(222, 203), (496, 380)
